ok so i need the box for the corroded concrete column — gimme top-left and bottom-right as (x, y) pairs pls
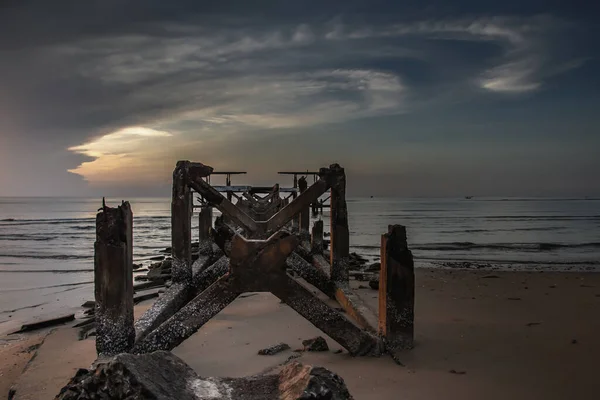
(172, 161), (192, 283)
(329, 164), (349, 284)
(94, 200), (134, 356)
(379, 224), (415, 350)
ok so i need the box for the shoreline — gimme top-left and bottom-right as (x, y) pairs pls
(2, 267), (600, 399)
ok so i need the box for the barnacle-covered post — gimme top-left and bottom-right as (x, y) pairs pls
(94, 199), (134, 356)
(379, 224), (415, 351)
(172, 161), (192, 283)
(329, 164), (349, 283)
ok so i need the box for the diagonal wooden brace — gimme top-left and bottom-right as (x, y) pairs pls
(271, 275), (382, 356)
(132, 275), (241, 354)
(187, 175), (258, 233)
(265, 179), (330, 234)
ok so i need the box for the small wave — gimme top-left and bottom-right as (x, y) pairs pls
(0, 253), (92, 260)
(0, 268), (93, 273)
(417, 256), (600, 266)
(0, 281), (93, 292)
(412, 242), (600, 252)
(0, 234), (54, 241)
(0, 218), (16, 222)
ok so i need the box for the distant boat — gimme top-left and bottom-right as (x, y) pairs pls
(465, 196), (473, 199)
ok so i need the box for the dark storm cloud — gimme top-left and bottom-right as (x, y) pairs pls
(0, 0), (598, 196)
(1, 0), (595, 145)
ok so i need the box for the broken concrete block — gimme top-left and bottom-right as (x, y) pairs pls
(55, 352), (354, 400)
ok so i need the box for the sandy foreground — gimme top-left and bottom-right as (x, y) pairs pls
(2, 268), (600, 400)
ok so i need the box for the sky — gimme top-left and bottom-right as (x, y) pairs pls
(1, 1), (599, 198)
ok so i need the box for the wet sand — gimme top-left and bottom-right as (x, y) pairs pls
(2, 268), (600, 399)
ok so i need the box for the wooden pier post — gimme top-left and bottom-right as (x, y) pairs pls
(198, 206), (213, 241)
(311, 220), (324, 254)
(298, 176), (309, 233)
(172, 161), (192, 283)
(378, 225), (415, 350)
(94, 200), (134, 356)
(329, 164), (349, 283)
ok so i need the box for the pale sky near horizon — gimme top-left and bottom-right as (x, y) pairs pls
(1, 1), (599, 198)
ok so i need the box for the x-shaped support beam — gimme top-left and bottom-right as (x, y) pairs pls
(187, 164), (335, 238)
(133, 233), (381, 356)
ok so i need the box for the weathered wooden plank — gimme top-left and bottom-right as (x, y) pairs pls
(379, 224), (415, 350)
(94, 201), (134, 356)
(16, 314), (75, 333)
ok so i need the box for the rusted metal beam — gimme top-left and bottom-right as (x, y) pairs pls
(379, 225), (415, 351)
(94, 200), (134, 356)
(265, 178), (330, 234)
(172, 161), (193, 283)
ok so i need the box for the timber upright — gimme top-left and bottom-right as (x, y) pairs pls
(94, 199), (134, 357)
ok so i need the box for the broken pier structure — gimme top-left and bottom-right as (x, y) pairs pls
(93, 161), (415, 361)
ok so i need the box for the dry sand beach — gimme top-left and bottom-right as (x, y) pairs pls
(2, 268), (599, 400)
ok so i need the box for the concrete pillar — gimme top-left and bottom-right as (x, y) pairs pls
(329, 164), (349, 283)
(378, 224), (415, 350)
(94, 200), (134, 356)
(172, 161), (192, 283)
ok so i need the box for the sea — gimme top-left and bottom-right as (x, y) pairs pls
(1, 197), (599, 330)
